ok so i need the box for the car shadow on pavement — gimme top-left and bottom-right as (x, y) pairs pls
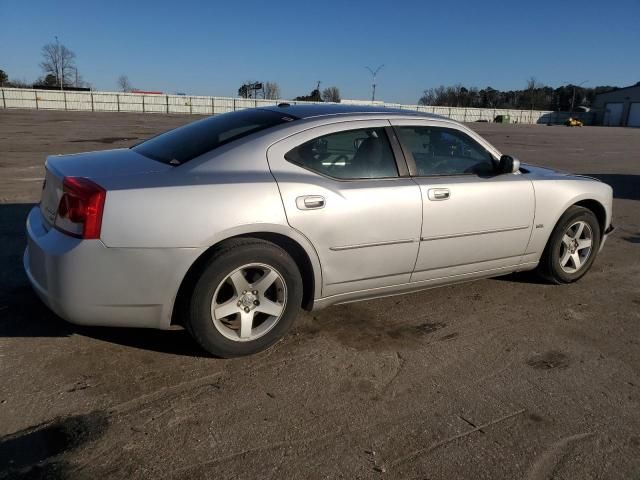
(493, 270), (549, 285)
(584, 173), (640, 201)
(0, 203), (205, 357)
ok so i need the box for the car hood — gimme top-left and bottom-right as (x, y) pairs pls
(45, 148), (171, 180)
(521, 163), (601, 182)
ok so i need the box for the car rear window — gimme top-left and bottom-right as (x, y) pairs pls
(133, 109), (296, 165)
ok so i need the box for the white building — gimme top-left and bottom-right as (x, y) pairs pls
(592, 83), (640, 127)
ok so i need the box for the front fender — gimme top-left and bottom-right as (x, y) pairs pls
(526, 179), (613, 259)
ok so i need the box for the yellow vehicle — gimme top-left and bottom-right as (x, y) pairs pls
(565, 117), (584, 127)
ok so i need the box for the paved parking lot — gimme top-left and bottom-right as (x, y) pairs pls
(1, 110), (639, 479)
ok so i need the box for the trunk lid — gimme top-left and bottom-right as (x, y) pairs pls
(40, 148), (171, 228)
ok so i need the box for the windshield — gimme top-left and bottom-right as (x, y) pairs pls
(133, 109), (296, 165)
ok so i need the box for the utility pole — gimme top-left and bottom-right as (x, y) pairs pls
(365, 65), (384, 102)
(55, 36), (63, 90)
(562, 80), (588, 112)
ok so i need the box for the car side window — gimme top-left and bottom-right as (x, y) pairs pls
(284, 127), (398, 179)
(396, 126), (495, 176)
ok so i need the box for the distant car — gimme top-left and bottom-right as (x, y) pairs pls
(25, 105), (614, 357)
(565, 117), (584, 127)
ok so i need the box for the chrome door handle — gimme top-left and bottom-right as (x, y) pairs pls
(296, 195), (325, 210)
(428, 188), (450, 201)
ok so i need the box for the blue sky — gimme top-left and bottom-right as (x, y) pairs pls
(2, 0), (638, 104)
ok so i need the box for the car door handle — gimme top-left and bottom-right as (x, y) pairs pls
(428, 188), (450, 201)
(296, 195), (325, 210)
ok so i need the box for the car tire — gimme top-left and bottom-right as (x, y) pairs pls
(537, 206), (601, 284)
(186, 238), (303, 357)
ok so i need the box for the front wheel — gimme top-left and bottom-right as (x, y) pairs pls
(537, 206), (601, 284)
(186, 239), (303, 357)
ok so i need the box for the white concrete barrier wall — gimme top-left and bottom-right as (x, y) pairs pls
(0, 87), (572, 124)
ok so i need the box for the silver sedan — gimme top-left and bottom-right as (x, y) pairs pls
(24, 104), (614, 357)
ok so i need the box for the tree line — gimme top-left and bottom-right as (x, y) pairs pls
(236, 81), (341, 103)
(418, 77), (625, 111)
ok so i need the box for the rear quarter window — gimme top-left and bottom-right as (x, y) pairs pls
(133, 109), (295, 165)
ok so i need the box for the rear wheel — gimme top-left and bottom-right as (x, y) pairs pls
(537, 206), (601, 284)
(186, 239), (302, 357)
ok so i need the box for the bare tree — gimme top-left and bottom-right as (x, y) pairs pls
(321, 86), (341, 103)
(419, 86), (448, 106)
(8, 78), (31, 88)
(263, 81), (281, 100)
(451, 84), (465, 106)
(418, 89), (434, 105)
(525, 76), (544, 110)
(39, 37), (77, 89)
(0, 69), (8, 87)
(117, 75), (133, 92)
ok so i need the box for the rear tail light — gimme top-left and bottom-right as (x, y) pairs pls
(54, 177), (106, 239)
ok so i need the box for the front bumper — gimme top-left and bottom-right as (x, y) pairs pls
(599, 224), (614, 252)
(24, 206), (201, 329)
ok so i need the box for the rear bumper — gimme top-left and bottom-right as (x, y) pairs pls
(24, 206), (201, 329)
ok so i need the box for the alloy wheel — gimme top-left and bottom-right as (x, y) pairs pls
(210, 263), (287, 342)
(559, 220), (593, 274)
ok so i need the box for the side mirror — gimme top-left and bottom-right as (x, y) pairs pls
(498, 155), (521, 174)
